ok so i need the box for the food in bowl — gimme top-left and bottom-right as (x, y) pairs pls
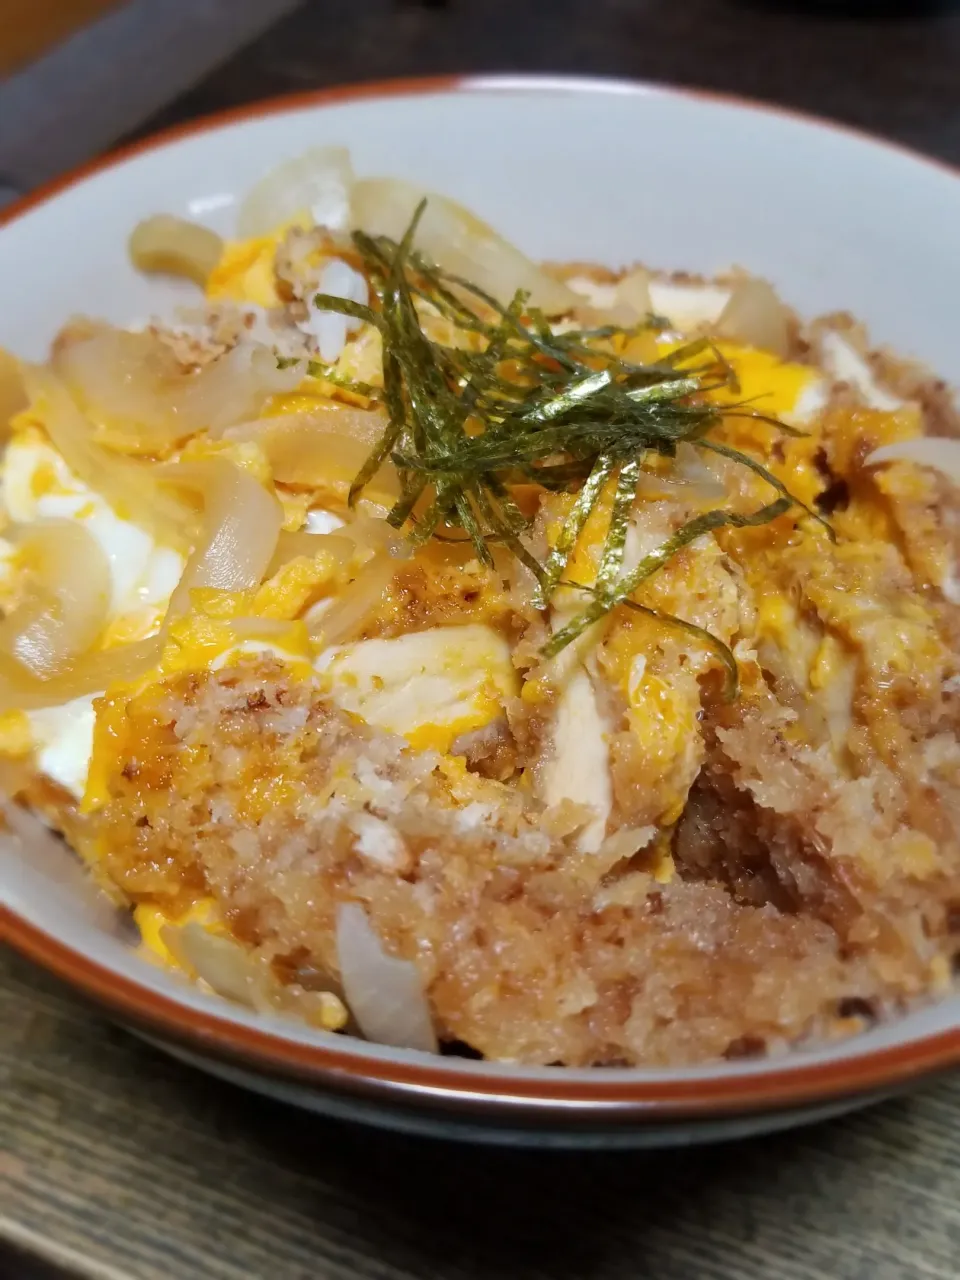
(1, 146), (958, 1067)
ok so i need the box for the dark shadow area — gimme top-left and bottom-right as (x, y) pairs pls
(738, 0), (958, 17)
(131, 0), (960, 171)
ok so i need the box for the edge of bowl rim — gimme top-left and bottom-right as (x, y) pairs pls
(1, 71), (957, 1124)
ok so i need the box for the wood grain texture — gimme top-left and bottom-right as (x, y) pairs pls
(4, 2), (960, 1275)
(3, 948), (960, 1280)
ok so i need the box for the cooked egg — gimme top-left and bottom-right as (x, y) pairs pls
(0, 422), (185, 799)
(27, 693), (99, 799)
(209, 636), (313, 673)
(663, 340), (827, 427)
(717, 342), (828, 427)
(316, 624), (518, 753)
(206, 233), (285, 308)
(624, 664), (700, 825)
(2, 425), (183, 620)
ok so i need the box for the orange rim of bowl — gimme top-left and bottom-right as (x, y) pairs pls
(2, 73), (958, 1123)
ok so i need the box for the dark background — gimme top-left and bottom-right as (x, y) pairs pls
(141, 0), (960, 164)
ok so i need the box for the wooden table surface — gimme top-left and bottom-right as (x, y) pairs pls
(0, 0), (122, 77)
(4, 2), (960, 1277)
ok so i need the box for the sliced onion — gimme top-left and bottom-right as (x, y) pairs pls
(0, 634), (163, 713)
(868, 437), (960, 484)
(0, 347), (27, 431)
(715, 277), (790, 357)
(56, 327), (304, 449)
(25, 369), (194, 549)
(649, 279), (731, 332)
(819, 330), (903, 411)
(164, 921), (259, 1005)
(266, 529), (356, 577)
(307, 520), (410, 644)
(163, 920), (348, 1029)
(635, 443), (726, 502)
(309, 554), (397, 645)
(673, 441), (728, 498)
(615, 266), (653, 318)
(228, 401), (383, 458)
(179, 344), (304, 436)
(336, 514), (407, 556)
(335, 902), (437, 1052)
(351, 177), (576, 315)
(128, 214), (224, 287)
(238, 146), (354, 238)
(162, 458), (283, 615)
(0, 520), (111, 678)
(226, 408), (400, 502)
(572, 300), (638, 329)
(55, 328), (184, 451)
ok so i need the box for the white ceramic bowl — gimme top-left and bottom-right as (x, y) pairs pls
(1, 75), (958, 1146)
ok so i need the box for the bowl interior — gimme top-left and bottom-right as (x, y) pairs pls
(1, 78), (958, 1087)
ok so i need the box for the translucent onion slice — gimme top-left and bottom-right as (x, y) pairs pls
(634, 444), (725, 502)
(162, 920), (348, 1030)
(163, 458), (283, 615)
(55, 327), (304, 449)
(309, 554), (398, 646)
(0, 347), (27, 431)
(615, 266), (653, 318)
(266, 529), (356, 577)
(0, 520), (111, 678)
(27, 369), (196, 549)
(674, 441), (727, 498)
(0, 635), (163, 714)
(820, 331), (903, 411)
(306, 517), (410, 646)
(178, 344), (304, 437)
(163, 921), (260, 1006)
(715, 277), (790, 357)
(351, 177), (576, 315)
(267, 515), (404, 586)
(128, 215), (224, 287)
(335, 902), (437, 1052)
(238, 146), (354, 238)
(868, 437), (960, 484)
(226, 409), (401, 503)
(572, 299), (638, 330)
(336, 513), (407, 556)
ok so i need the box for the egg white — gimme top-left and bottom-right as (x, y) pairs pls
(1, 432), (185, 799)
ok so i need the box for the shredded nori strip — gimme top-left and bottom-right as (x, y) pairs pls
(298, 200), (832, 676)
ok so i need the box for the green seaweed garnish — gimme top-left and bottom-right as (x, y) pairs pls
(307, 200), (831, 686)
(541, 497), (792, 660)
(276, 353), (377, 398)
(559, 583), (741, 702)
